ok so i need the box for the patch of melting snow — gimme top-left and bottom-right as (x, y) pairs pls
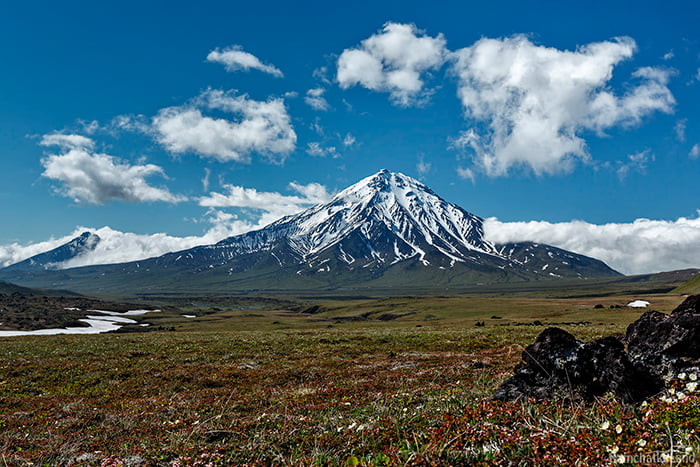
(627, 300), (650, 308)
(0, 309), (161, 337)
(88, 309), (160, 316)
(85, 315), (137, 324)
(182, 315), (197, 318)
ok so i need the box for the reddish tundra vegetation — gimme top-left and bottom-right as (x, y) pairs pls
(0, 320), (698, 466)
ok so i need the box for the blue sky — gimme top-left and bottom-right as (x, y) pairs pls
(1, 0), (699, 274)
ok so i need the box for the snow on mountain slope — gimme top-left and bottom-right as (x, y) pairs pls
(186, 169), (498, 266)
(144, 170), (619, 281)
(0, 170), (620, 291)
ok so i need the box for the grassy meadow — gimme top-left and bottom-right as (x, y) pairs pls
(1, 290), (699, 465)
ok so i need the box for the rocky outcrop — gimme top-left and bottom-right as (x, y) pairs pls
(495, 295), (700, 404)
(626, 295), (700, 387)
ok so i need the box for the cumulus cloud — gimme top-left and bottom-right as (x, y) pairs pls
(40, 133), (186, 204)
(0, 179), (330, 270)
(206, 45), (283, 77)
(451, 35), (675, 176)
(1, 177), (333, 269)
(690, 144), (700, 159)
(343, 133), (356, 147)
(306, 142), (339, 158)
(484, 215), (700, 275)
(305, 88), (330, 111)
(0, 214), (251, 270)
(40, 132), (95, 151)
(152, 89), (296, 163)
(198, 181), (332, 231)
(337, 22), (447, 106)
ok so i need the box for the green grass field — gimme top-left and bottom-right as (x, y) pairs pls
(1, 289), (698, 465)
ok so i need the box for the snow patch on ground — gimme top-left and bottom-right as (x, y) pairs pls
(627, 300), (650, 308)
(0, 309), (160, 337)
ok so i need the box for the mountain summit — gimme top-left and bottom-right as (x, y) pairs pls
(0, 170), (620, 292)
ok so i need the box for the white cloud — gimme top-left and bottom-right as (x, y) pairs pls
(110, 114), (151, 133)
(306, 142), (339, 158)
(153, 89), (296, 163)
(662, 50), (674, 60)
(337, 22), (447, 106)
(0, 234), (76, 269)
(313, 66), (331, 84)
(0, 179), (329, 270)
(616, 149), (653, 180)
(206, 45), (283, 77)
(416, 156), (431, 176)
(675, 119), (687, 142)
(305, 88), (330, 111)
(198, 181), (333, 229)
(202, 168), (211, 191)
(40, 132), (95, 151)
(484, 214), (700, 275)
(451, 35), (675, 176)
(0, 215), (251, 270)
(343, 133), (356, 147)
(690, 144), (700, 159)
(40, 134), (186, 204)
(456, 167), (475, 182)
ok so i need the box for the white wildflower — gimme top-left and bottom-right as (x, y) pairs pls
(687, 382), (698, 393)
(601, 421), (610, 430)
(615, 424), (623, 434)
(636, 439), (647, 447)
(677, 391), (686, 400)
(679, 372), (687, 380)
(690, 373), (698, 381)
(616, 454), (626, 464)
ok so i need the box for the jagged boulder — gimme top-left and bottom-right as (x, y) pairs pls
(494, 328), (656, 403)
(626, 295), (700, 386)
(495, 295), (700, 404)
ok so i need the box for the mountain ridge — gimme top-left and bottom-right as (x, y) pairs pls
(4, 232), (100, 272)
(0, 170), (620, 292)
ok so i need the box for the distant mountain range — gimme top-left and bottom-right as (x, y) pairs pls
(0, 170), (620, 292)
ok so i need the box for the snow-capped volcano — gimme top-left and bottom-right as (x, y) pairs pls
(215, 168), (496, 265)
(120, 169), (619, 287)
(0, 170), (620, 292)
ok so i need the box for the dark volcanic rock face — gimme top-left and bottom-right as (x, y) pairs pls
(495, 294), (700, 404)
(626, 295), (700, 385)
(494, 328), (657, 403)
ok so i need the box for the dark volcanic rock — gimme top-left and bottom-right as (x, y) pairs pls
(496, 295), (700, 404)
(626, 295), (700, 385)
(494, 328), (655, 403)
